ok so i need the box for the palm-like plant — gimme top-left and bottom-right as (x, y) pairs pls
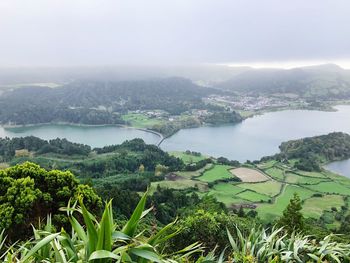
(1, 191), (350, 263)
(0, 191), (203, 262)
(227, 226), (350, 263)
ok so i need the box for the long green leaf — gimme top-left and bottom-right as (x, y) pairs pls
(89, 250), (120, 261)
(80, 199), (99, 256)
(148, 220), (178, 246)
(96, 200), (113, 252)
(130, 248), (163, 263)
(226, 228), (238, 251)
(69, 216), (87, 243)
(122, 191), (148, 237)
(22, 233), (60, 261)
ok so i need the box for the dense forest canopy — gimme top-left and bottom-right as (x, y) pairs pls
(273, 132), (350, 171)
(0, 137), (185, 179)
(0, 136), (91, 161)
(278, 132), (350, 161)
(0, 162), (101, 240)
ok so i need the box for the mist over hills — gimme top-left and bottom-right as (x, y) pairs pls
(0, 64), (350, 101)
(0, 65), (249, 86)
(217, 64), (350, 98)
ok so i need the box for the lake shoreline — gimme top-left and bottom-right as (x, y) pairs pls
(2, 122), (164, 145)
(324, 158), (350, 178)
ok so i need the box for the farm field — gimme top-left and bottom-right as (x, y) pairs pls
(256, 160), (277, 169)
(208, 184), (246, 205)
(323, 171), (350, 187)
(212, 183), (245, 195)
(230, 167), (268, 182)
(305, 181), (350, 195)
(151, 178), (207, 192)
(197, 165), (233, 182)
(256, 185), (316, 221)
(169, 151), (208, 164)
(207, 191), (247, 205)
(302, 195), (345, 218)
(238, 181), (282, 196)
(264, 167), (285, 180)
(296, 170), (327, 178)
(236, 190), (270, 202)
(122, 113), (165, 128)
(156, 153), (350, 222)
(176, 164), (213, 179)
(156, 154), (350, 222)
(285, 172), (329, 185)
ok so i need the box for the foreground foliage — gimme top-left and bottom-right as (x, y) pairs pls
(0, 191), (349, 262)
(226, 227), (350, 263)
(0, 192), (202, 262)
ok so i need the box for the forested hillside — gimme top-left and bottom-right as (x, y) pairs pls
(0, 136), (91, 161)
(276, 132), (350, 171)
(279, 132), (350, 161)
(0, 78), (219, 125)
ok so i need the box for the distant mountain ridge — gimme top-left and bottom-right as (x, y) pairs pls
(217, 64), (350, 98)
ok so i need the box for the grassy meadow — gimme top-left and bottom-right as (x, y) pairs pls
(122, 113), (165, 128)
(197, 165), (234, 182)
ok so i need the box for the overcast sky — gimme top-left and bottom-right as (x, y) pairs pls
(1, 0), (350, 67)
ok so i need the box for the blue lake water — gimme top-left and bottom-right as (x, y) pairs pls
(324, 159), (350, 178)
(161, 105), (350, 162)
(1, 105), (350, 163)
(0, 124), (161, 148)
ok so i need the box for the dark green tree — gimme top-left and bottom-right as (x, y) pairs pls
(0, 162), (102, 240)
(278, 193), (304, 233)
(238, 206), (245, 217)
(169, 209), (254, 252)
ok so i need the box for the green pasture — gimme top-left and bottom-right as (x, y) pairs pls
(197, 165), (233, 182)
(176, 164), (213, 179)
(302, 195), (345, 218)
(257, 160), (277, 170)
(236, 190), (270, 202)
(285, 172), (329, 185)
(169, 151), (208, 164)
(151, 179), (207, 192)
(213, 183), (245, 195)
(305, 181), (350, 195)
(257, 185), (316, 221)
(237, 181), (282, 197)
(264, 167), (285, 180)
(122, 113), (164, 128)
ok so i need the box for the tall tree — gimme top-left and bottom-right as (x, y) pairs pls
(278, 193), (304, 233)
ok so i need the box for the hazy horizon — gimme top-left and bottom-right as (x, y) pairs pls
(1, 0), (350, 67)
